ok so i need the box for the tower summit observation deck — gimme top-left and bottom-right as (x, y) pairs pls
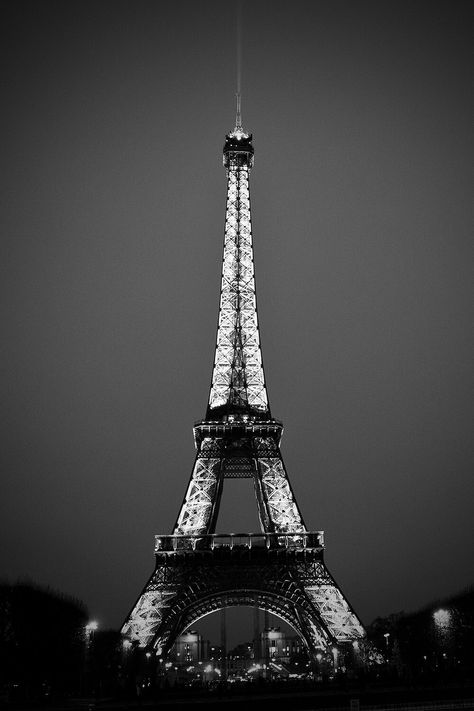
(121, 104), (365, 661)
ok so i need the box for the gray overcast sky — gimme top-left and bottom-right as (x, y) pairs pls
(1, 0), (473, 642)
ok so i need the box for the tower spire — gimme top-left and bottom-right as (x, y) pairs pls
(235, 91), (242, 133)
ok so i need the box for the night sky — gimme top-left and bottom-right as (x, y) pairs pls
(2, 0), (473, 645)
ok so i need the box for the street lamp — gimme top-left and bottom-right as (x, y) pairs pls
(433, 609), (451, 628)
(85, 620), (98, 635)
(84, 621), (98, 646)
(83, 621), (98, 697)
(433, 608), (453, 665)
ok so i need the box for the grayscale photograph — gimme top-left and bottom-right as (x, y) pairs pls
(1, 1), (473, 708)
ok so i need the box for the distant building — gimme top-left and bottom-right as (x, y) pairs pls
(260, 626), (304, 662)
(226, 627), (308, 677)
(170, 626), (308, 679)
(227, 640), (254, 676)
(169, 630), (208, 664)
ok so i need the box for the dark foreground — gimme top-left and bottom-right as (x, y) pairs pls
(3, 683), (474, 711)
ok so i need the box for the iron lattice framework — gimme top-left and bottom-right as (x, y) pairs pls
(121, 113), (365, 660)
(208, 151), (267, 413)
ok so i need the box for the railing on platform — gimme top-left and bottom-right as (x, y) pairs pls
(154, 531), (324, 553)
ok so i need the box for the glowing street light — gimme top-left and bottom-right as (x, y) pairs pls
(85, 620), (98, 633)
(85, 621), (98, 647)
(83, 620), (98, 696)
(433, 608), (453, 658)
(433, 609), (451, 628)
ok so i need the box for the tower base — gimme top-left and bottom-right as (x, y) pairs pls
(121, 533), (364, 660)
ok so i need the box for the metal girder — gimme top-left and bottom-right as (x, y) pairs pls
(254, 436), (306, 533)
(173, 438), (222, 536)
(121, 566), (176, 648)
(305, 583), (366, 642)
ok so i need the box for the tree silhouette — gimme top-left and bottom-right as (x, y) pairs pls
(0, 581), (88, 699)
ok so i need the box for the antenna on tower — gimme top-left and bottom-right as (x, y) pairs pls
(236, 0), (242, 95)
(235, 91), (242, 132)
(234, 0), (243, 133)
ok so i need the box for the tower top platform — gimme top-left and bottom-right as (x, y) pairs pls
(223, 129), (254, 168)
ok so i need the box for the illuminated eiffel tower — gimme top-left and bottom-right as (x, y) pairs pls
(121, 99), (365, 662)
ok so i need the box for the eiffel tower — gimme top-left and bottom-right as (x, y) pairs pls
(121, 100), (365, 662)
